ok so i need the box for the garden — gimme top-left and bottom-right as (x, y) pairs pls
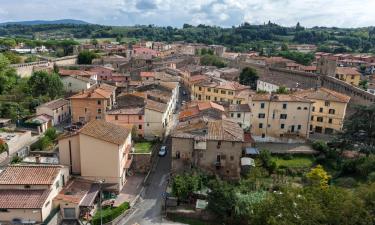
(134, 141), (154, 153)
(91, 201), (129, 225)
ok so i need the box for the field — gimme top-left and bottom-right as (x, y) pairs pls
(272, 156), (314, 168)
(134, 141), (153, 153)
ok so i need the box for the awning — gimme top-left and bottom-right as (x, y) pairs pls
(241, 157), (255, 167)
(245, 147), (259, 155)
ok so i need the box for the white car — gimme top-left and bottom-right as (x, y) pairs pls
(158, 146), (167, 157)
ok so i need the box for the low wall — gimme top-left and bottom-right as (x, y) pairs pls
(131, 153), (152, 173)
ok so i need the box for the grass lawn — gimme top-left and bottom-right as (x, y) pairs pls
(168, 215), (211, 225)
(134, 141), (153, 153)
(272, 156), (314, 168)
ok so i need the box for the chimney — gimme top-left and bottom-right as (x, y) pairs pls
(35, 155), (41, 164)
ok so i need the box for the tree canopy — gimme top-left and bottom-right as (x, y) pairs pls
(239, 67), (259, 90)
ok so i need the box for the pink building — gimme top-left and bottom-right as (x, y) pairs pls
(89, 66), (129, 82)
(105, 107), (145, 138)
(133, 47), (160, 58)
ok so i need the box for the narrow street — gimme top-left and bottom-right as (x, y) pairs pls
(119, 138), (172, 225)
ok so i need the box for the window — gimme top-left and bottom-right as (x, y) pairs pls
(312, 106), (315, 112)
(208, 88), (211, 92)
(84, 108), (88, 113)
(260, 103), (265, 109)
(97, 100), (101, 105)
(68, 82), (72, 87)
(198, 87), (202, 91)
(147, 123), (150, 126)
(24, 185), (31, 189)
(0, 209), (9, 212)
(297, 107), (301, 110)
(221, 90), (226, 94)
(258, 113), (265, 119)
(304, 107), (308, 110)
(311, 116), (314, 121)
(351, 75), (355, 79)
(237, 113), (241, 118)
(231, 113), (234, 118)
(280, 114), (287, 119)
(230, 156), (234, 161)
(214, 89), (218, 93)
(329, 109), (335, 114)
(328, 118), (333, 124)
(97, 109), (102, 114)
(262, 133), (265, 138)
(214, 97), (217, 101)
(317, 117), (323, 122)
(282, 103), (287, 109)
(259, 123), (263, 128)
(115, 115), (118, 120)
(45, 201), (50, 207)
(139, 115), (142, 120)
(217, 141), (221, 149)
(138, 125), (142, 129)
(228, 91), (234, 95)
(281, 124), (285, 129)
(325, 101), (330, 106)
(298, 125), (301, 130)
(319, 107), (323, 113)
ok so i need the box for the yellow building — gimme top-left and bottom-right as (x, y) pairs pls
(335, 67), (361, 86)
(294, 88), (350, 134)
(251, 94), (313, 142)
(192, 80), (253, 104)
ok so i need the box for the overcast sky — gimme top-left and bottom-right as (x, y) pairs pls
(0, 0), (374, 28)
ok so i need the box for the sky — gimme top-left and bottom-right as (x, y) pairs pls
(0, 0), (374, 28)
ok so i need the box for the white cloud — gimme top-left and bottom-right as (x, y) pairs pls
(0, 0), (374, 27)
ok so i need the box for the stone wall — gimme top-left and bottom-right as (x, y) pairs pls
(131, 153), (152, 173)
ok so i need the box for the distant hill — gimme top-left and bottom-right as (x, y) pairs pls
(0, 19), (90, 26)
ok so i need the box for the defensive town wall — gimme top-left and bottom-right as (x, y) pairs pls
(229, 59), (375, 109)
(10, 55), (78, 78)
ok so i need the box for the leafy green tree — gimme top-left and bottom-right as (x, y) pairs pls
(172, 173), (202, 200)
(239, 67), (259, 89)
(28, 71), (63, 99)
(0, 141), (9, 154)
(312, 140), (329, 153)
(281, 43), (289, 51)
(0, 53), (18, 94)
(200, 54), (226, 68)
(3, 51), (22, 64)
(207, 179), (236, 220)
(45, 127), (58, 141)
(359, 80), (368, 90)
(275, 86), (289, 94)
(78, 50), (98, 64)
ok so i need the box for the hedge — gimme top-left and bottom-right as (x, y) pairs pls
(92, 202), (129, 225)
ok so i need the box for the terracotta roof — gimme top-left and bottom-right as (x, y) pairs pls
(173, 119), (244, 142)
(0, 189), (51, 209)
(189, 75), (209, 84)
(294, 88), (350, 103)
(59, 69), (97, 77)
(37, 98), (69, 110)
(145, 99), (167, 113)
(0, 165), (61, 185)
(54, 178), (93, 205)
(140, 72), (155, 77)
(179, 107), (200, 120)
(197, 102), (225, 112)
(252, 93), (313, 103)
(229, 104), (251, 112)
(107, 107), (144, 115)
(336, 67), (360, 75)
(79, 120), (130, 145)
(69, 85), (113, 99)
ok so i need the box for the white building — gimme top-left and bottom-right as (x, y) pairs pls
(61, 75), (96, 94)
(36, 99), (70, 126)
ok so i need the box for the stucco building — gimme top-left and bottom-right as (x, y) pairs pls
(58, 120), (132, 192)
(0, 165), (69, 224)
(36, 98), (70, 126)
(294, 88), (350, 134)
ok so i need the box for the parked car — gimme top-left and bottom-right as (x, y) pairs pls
(158, 145), (167, 157)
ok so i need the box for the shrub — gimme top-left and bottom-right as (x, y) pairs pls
(92, 202), (129, 225)
(334, 177), (358, 188)
(282, 154), (293, 160)
(312, 140), (329, 153)
(45, 127), (58, 141)
(368, 172), (375, 182)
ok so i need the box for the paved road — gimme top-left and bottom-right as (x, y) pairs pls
(119, 83), (190, 225)
(119, 138), (172, 225)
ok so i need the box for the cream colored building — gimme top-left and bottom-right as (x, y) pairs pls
(192, 79), (253, 104)
(0, 165), (69, 224)
(294, 88), (350, 134)
(36, 98), (70, 126)
(58, 120), (132, 192)
(251, 94), (313, 143)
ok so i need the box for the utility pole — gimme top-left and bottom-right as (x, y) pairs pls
(98, 179), (105, 225)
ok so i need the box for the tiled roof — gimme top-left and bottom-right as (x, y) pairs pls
(140, 72), (155, 77)
(59, 69), (97, 77)
(79, 120), (130, 145)
(173, 118), (244, 142)
(229, 104), (251, 112)
(0, 165), (61, 185)
(54, 178), (93, 205)
(252, 93), (313, 103)
(37, 98), (69, 110)
(69, 85), (113, 99)
(107, 107), (144, 115)
(197, 102), (225, 112)
(294, 88), (350, 103)
(145, 99), (167, 113)
(179, 107), (200, 120)
(336, 67), (360, 75)
(0, 189), (51, 209)
(189, 75), (209, 84)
